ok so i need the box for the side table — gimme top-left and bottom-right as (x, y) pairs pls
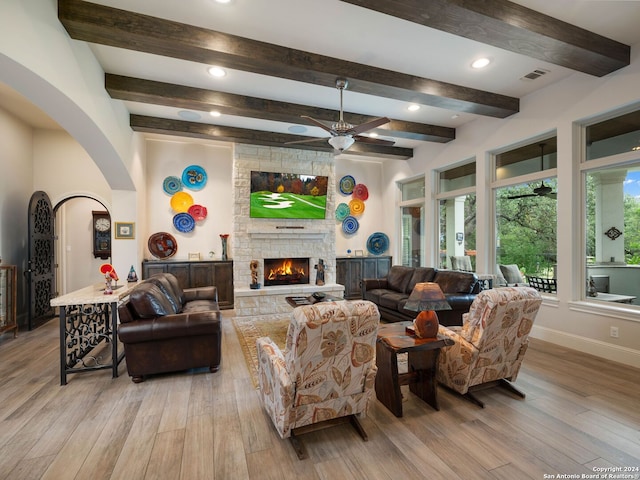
(375, 321), (454, 417)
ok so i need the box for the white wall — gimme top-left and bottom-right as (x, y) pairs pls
(145, 138), (234, 261)
(334, 157), (389, 256)
(0, 107), (33, 325)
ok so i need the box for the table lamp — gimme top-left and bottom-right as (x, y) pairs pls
(404, 282), (451, 338)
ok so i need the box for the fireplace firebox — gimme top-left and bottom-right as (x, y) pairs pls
(264, 258), (310, 286)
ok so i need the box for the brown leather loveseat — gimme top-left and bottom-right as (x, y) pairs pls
(361, 265), (479, 326)
(118, 273), (222, 383)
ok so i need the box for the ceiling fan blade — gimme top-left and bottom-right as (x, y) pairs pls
(354, 135), (395, 146)
(507, 193), (538, 199)
(300, 116), (335, 134)
(284, 137), (328, 145)
(349, 117), (391, 135)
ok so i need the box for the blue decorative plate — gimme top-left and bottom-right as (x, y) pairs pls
(163, 176), (182, 195)
(173, 213), (196, 233)
(335, 203), (350, 221)
(367, 232), (389, 255)
(182, 165), (207, 191)
(339, 175), (356, 195)
(342, 216), (359, 234)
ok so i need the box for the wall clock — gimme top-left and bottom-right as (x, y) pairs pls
(92, 210), (111, 259)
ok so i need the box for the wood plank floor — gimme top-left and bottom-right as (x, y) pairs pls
(0, 314), (639, 480)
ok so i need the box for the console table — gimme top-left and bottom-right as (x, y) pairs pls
(51, 281), (138, 385)
(142, 259), (234, 309)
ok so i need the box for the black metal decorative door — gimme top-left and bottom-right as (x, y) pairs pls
(27, 191), (55, 330)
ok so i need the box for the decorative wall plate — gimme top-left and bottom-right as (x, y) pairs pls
(335, 202), (350, 221)
(182, 165), (207, 190)
(188, 204), (208, 221)
(367, 232), (389, 255)
(148, 232), (178, 258)
(342, 216), (359, 234)
(163, 176), (182, 195)
(170, 191), (194, 213)
(173, 213), (196, 233)
(349, 198), (365, 216)
(339, 175), (356, 195)
(352, 183), (369, 201)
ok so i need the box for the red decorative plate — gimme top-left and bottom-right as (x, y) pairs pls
(352, 183), (369, 201)
(188, 204), (208, 221)
(148, 232), (178, 259)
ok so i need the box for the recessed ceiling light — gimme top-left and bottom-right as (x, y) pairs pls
(471, 58), (491, 69)
(208, 66), (226, 78)
(288, 125), (308, 134)
(209, 110), (221, 117)
(214, 0), (232, 4)
(178, 110), (201, 121)
(407, 104), (420, 112)
(368, 132), (379, 138)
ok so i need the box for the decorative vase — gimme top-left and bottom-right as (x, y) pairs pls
(220, 234), (229, 260)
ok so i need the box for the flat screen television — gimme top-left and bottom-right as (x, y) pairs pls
(250, 171), (328, 219)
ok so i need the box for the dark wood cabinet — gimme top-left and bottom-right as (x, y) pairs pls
(142, 260), (234, 309)
(336, 256), (391, 299)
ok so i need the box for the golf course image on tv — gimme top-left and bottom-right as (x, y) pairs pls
(250, 171), (328, 219)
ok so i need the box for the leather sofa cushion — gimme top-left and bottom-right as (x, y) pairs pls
(128, 283), (179, 319)
(183, 299), (220, 314)
(406, 267), (437, 293)
(118, 311), (221, 344)
(363, 288), (387, 304)
(378, 291), (409, 310)
(145, 274), (183, 313)
(434, 271), (477, 294)
(386, 266), (414, 293)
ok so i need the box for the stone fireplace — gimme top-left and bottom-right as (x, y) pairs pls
(264, 257), (310, 286)
(232, 145), (344, 317)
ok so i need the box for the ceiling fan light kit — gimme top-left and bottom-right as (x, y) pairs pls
(285, 78), (394, 153)
(329, 135), (355, 152)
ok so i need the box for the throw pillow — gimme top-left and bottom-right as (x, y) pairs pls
(500, 264), (525, 284)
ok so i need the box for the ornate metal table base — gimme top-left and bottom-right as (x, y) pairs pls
(58, 301), (124, 385)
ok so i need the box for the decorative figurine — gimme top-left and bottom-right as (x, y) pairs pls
(220, 234), (230, 260)
(127, 265), (138, 283)
(315, 259), (325, 286)
(250, 259), (261, 289)
(587, 276), (598, 297)
(100, 263), (119, 294)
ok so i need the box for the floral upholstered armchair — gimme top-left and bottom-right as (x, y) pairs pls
(436, 287), (542, 407)
(256, 300), (380, 459)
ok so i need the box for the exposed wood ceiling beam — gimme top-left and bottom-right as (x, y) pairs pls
(340, 0), (630, 77)
(59, 0), (519, 118)
(106, 75), (455, 143)
(130, 115), (414, 160)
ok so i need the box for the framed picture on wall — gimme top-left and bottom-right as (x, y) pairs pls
(115, 222), (135, 239)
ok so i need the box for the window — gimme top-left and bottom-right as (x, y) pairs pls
(398, 177), (424, 267)
(493, 137), (558, 288)
(582, 107), (640, 304)
(436, 160), (476, 270)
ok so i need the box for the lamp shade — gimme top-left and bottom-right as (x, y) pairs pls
(328, 135), (355, 152)
(404, 282), (451, 312)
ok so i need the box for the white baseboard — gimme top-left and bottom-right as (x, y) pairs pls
(530, 325), (640, 369)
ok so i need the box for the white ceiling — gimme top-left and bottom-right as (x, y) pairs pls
(2, 0), (640, 150)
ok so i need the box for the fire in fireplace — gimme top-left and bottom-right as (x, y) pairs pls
(264, 258), (310, 286)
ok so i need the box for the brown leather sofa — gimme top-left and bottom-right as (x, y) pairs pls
(117, 273), (222, 383)
(361, 265), (479, 326)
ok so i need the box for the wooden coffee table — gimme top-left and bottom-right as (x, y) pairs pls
(375, 321), (454, 417)
(285, 293), (343, 308)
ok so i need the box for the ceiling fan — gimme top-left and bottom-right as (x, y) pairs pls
(507, 143), (557, 200)
(285, 78), (394, 153)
